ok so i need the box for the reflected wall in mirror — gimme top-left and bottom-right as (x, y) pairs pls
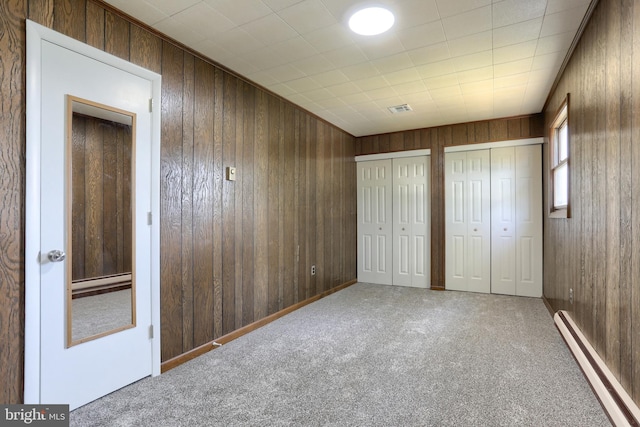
(66, 95), (137, 347)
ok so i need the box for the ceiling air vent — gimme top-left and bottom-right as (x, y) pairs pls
(388, 104), (413, 114)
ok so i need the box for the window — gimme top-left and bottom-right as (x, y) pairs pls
(550, 95), (569, 218)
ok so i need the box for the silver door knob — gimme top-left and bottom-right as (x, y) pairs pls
(48, 250), (66, 262)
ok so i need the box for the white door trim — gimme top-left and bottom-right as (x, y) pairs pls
(25, 19), (162, 404)
(355, 149), (431, 162)
(444, 137), (543, 153)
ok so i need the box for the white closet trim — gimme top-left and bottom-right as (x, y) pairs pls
(444, 137), (543, 153)
(355, 149), (431, 162)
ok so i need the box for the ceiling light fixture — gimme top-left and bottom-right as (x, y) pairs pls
(348, 6), (395, 36)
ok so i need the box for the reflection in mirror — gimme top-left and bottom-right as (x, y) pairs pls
(66, 95), (137, 347)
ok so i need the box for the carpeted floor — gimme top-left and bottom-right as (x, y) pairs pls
(70, 283), (610, 426)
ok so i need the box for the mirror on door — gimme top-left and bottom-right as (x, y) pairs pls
(66, 95), (137, 347)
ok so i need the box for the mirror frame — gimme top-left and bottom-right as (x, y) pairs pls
(65, 95), (137, 347)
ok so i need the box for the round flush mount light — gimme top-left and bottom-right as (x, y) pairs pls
(348, 6), (395, 36)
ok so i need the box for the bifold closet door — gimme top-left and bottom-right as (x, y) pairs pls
(392, 156), (430, 288)
(445, 150), (491, 293)
(491, 145), (542, 297)
(357, 160), (393, 285)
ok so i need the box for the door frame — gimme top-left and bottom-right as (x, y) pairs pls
(24, 20), (162, 403)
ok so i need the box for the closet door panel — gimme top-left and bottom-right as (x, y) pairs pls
(393, 156), (429, 288)
(357, 160), (393, 285)
(515, 145), (542, 297)
(491, 147), (517, 295)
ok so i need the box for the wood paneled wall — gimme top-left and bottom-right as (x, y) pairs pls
(71, 114), (132, 280)
(543, 0), (640, 405)
(0, 0), (356, 403)
(355, 115), (544, 289)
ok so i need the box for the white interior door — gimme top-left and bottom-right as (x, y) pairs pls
(514, 145), (542, 297)
(25, 21), (161, 410)
(392, 156), (430, 288)
(491, 147), (517, 295)
(357, 160), (393, 285)
(445, 150), (491, 293)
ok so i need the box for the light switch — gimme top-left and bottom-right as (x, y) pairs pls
(226, 166), (237, 181)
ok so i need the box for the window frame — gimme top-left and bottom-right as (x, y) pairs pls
(549, 94), (570, 218)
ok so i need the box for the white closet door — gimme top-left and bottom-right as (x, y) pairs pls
(491, 145), (542, 297)
(445, 150), (491, 293)
(515, 145), (542, 297)
(491, 147), (517, 295)
(392, 156), (430, 288)
(357, 160), (393, 285)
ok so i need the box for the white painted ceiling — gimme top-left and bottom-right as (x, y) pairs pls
(104, 0), (592, 137)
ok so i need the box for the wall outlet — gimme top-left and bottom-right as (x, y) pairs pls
(569, 288), (574, 305)
(311, 265), (316, 276)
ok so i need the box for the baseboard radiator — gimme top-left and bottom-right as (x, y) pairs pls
(554, 310), (640, 426)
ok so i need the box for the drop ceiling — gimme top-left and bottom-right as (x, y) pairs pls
(103, 0), (592, 137)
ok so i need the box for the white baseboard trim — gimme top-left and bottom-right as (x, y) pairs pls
(554, 310), (640, 427)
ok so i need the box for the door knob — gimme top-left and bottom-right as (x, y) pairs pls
(48, 249), (66, 262)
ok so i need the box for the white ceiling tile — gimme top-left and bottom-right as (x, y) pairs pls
(326, 81), (361, 96)
(248, 46), (290, 70)
(220, 55), (261, 76)
(546, 0), (591, 15)
(430, 85), (462, 99)
(393, 80), (428, 95)
(494, 57), (533, 77)
(452, 51), (493, 72)
(314, 97), (347, 109)
(144, 0), (200, 17)
(407, 43), (451, 66)
(461, 79), (494, 94)
(304, 24), (355, 53)
(384, 68), (422, 85)
(492, 0), (547, 28)
(265, 64), (307, 81)
(535, 32), (575, 55)
(353, 76), (391, 91)
(342, 62), (381, 80)
(299, 87), (334, 100)
(494, 72), (530, 88)
(111, 0), (167, 25)
(153, 17), (207, 46)
(416, 59), (456, 78)
(290, 55), (335, 76)
(270, 37), (319, 63)
(311, 70), (349, 86)
(283, 77), (322, 93)
(493, 18), (543, 48)
(448, 31), (492, 57)
(397, 21), (446, 51)
(213, 28), (266, 56)
(341, 92), (372, 105)
(531, 52), (564, 71)
(357, 33), (406, 60)
(204, 0), (272, 26)
(368, 87), (399, 101)
(263, 0), (304, 11)
(457, 66), (494, 84)
(424, 74), (460, 90)
(372, 53), (415, 74)
(540, 6), (587, 38)
(323, 45), (369, 68)
(171, 3), (236, 37)
(442, 6), (492, 40)
(393, 0), (441, 29)
(493, 40), (538, 64)
(435, 0), (491, 19)
(240, 13), (298, 44)
(278, 0), (337, 34)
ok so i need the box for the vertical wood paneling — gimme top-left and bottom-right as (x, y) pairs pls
(85, 1), (104, 50)
(631, 0), (640, 403)
(241, 82), (255, 325)
(0, 0), (26, 405)
(234, 80), (245, 330)
(181, 53), (195, 352)
(159, 41), (184, 360)
(212, 68), (224, 339)
(543, 0), (640, 406)
(222, 72), (236, 335)
(283, 103), (296, 308)
(105, 11), (129, 60)
(253, 90), (269, 320)
(267, 96), (281, 314)
(53, 0), (85, 41)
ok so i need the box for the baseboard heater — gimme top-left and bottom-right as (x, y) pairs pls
(71, 273), (132, 298)
(554, 310), (640, 426)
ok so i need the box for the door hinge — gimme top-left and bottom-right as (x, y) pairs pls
(147, 212), (152, 225)
(149, 98), (153, 113)
(149, 325), (154, 339)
